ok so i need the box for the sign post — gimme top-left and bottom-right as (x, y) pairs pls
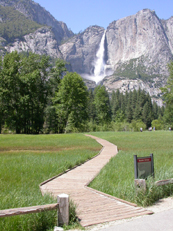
(134, 154), (154, 179)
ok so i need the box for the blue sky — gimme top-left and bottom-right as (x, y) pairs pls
(35, 0), (173, 33)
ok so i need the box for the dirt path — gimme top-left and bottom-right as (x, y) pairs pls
(40, 134), (152, 227)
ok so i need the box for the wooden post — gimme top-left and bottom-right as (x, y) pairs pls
(57, 194), (69, 226)
(134, 155), (138, 179)
(150, 153), (154, 178)
(135, 179), (146, 193)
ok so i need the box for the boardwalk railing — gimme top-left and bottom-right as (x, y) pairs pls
(155, 178), (173, 186)
(0, 204), (58, 218)
(0, 194), (69, 226)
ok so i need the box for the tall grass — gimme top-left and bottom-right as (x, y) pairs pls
(89, 131), (173, 206)
(0, 134), (101, 231)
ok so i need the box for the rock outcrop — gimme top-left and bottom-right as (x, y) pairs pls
(59, 26), (105, 75)
(106, 9), (172, 77)
(0, 0), (74, 44)
(58, 9), (173, 104)
(5, 27), (62, 58)
(60, 9), (173, 80)
(162, 17), (173, 54)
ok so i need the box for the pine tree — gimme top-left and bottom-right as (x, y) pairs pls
(142, 102), (153, 128)
(55, 72), (88, 132)
(111, 90), (120, 121)
(94, 85), (111, 124)
(153, 102), (159, 120)
(126, 102), (133, 123)
(87, 89), (96, 122)
(133, 103), (141, 120)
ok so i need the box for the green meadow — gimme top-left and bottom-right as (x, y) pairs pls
(0, 134), (101, 231)
(89, 131), (173, 206)
(0, 131), (173, 230)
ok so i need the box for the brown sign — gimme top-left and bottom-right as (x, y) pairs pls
(134, 154), (154, 179)
(137, 157), (151, 163)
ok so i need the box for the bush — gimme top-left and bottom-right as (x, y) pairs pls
(131, 120), (146, 132)
(86, 120), (97, 132)
(1, 123), (14, 134)
(112, 121), (132, 131)
(151, 119), (164, 130)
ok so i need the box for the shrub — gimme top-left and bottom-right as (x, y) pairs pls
(151, 119), (164, 130)
(112, 121), (133, 131)
(131, 120), (146, 132)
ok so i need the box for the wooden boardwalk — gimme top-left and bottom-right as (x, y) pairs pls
(40, 135), (152, 227)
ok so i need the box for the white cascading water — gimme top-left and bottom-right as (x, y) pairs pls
(81, 31), (108, 84)
(93, 31), (106, 84)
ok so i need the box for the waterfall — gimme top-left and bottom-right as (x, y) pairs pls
(93, 31), (106, 84)
(81, 31), (108, 84)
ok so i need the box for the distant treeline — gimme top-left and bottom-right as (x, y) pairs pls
(0, 51), (167, 134)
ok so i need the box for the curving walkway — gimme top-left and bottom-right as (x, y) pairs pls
(40, 135), (152, 227)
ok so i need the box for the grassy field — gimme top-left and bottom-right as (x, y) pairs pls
(1, 131), (173, 230)
(0, 134), (101, 231)
(89, 131), (173, 206)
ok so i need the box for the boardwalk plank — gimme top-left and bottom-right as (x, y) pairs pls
(40, 134), (152, 227)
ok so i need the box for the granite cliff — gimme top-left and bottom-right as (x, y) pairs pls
(0, 2), (172, 103)
(59, 9), (173, 104)
(0, 0), (73, 57)
(59, 26), (105, 75)
(5, 27), (63, 58)
(103, 9), (173, 105)
(0, 0), (73, 44)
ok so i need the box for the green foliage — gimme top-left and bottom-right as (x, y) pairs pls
(151, 119), (164, 130)
(0, 51), (51, 134)
(110, 88), (159, 128)
(44, 59), (67, 134)
(161, 61), (173, 127)
(0, 51), (164, 134)
(0, 51), (22, 133)
(94, 85), (111, 124)
(63, 200), (83, 230)
(54, 72), (88, 132)
(87, 89), (96, 122)
(0, 5), (42, 42)
(131, 120), (146, 131)
(111, 121), (132, 131)
(136, 176), (173, 207)
(49, 59), (67, 92)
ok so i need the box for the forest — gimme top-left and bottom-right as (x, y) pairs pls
(0, 51), (172, 134)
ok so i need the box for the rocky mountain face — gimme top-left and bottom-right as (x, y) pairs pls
(59, 9), (173, 104)
(59, 26), (105, 75)
(0, 0), (74, 43)
(102, 9), (173, 105)
(0, 2), (172, 104)
(106, 9), (172, 77)
(162, 17), (173, 54)
(5, 27), (63, 58)
(0, 0), (73, 57)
